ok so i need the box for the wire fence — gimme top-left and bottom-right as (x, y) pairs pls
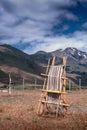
(0, 75), (43, 92)
(0, 73), (87, 95)
(0, 73), (87, 116)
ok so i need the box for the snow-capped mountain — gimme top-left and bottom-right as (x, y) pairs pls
(51, 47), (87, 65)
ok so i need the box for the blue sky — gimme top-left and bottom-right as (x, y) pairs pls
(0, 0), (87, 54)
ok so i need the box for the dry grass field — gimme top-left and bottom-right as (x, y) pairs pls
(0, 89), (87, 130)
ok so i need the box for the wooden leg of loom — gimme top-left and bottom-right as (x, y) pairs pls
(38, 102), (44, 116)
(37, 92), (47, 116)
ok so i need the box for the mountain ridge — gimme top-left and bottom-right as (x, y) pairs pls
(0, 44), (87, 86)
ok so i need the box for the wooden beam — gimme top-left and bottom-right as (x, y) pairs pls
(41, 73), (48, 77)
(43, 58), (50, 90)
(41, 100), (70, 107)
(42, 89), (66, 94)
(41, 74), (68, 80)
(63, 57), (66, 67)
(62, 57), (67, 105)
(61, 77), (67, 80)
(51, 56), (56, 66)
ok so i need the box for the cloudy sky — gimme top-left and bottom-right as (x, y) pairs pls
(0, 0), (87, 54)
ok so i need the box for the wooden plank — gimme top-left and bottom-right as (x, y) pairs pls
(42, 100), (60, 105)
(41, 89), (66, 94)
(60, 103), (70, 107)
(62, 57), (67, 104)
(51, 56), (56, 66)
(41, 74), (67, 79)
(2, 90), (8, 93)
(61, 77), (67, 80)
(43, 58), (50, 89)
(63, 57), (66, 67)
(41, 100), (70, 107)
(41, 73), (48, 77)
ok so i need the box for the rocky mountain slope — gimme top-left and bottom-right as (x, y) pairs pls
(32, 47), (87, 66)
(32, 47), (87, 86)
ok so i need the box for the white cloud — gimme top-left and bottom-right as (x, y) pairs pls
(82, 22), (87, 28)
(64, 11), (78, 21)
(0, 0), (87, 54)
(23, 31), (87, 54)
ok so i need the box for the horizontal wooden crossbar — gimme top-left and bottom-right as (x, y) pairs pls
(41, 100), (70, 107)
(0, 90), (8, 93)
(41, 89), (66, 94)
(41, 73), (48, 76)
(61, 77), (67, 80)
(41, 73), (67, 80)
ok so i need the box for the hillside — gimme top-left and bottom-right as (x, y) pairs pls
(0, 44), (43, 84)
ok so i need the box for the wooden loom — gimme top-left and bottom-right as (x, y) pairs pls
(37, 56), (69, 117)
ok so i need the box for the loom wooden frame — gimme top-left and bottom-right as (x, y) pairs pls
(37, 56), (69, 117)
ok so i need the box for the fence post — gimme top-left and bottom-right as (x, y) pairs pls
(9, 73), (12, 95)
(79, 78), (81, 90)
(69, 79), (71, 91)
(35, 79), (37, 89)
(23, 78), (25, 95)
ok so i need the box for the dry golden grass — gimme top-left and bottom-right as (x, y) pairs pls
(0, 89), (87, 130)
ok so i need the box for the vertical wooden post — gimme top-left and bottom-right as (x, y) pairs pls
(35, 78), (37, 89)
(79, 78), (81, 90)
(47, 56), (56, 90)
(69, 79), (71, 91)
(63, 57), (67, 116)
(63, 57), (66, 93)
(43, 58), (50, 90)
(23, 78), (24, 95)
(9, 73), (12, 95)
(38, 58), (52, 115)
(51, 56), (56, 66)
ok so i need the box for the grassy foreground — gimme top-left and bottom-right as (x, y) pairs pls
(0, 89), (87, 130)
